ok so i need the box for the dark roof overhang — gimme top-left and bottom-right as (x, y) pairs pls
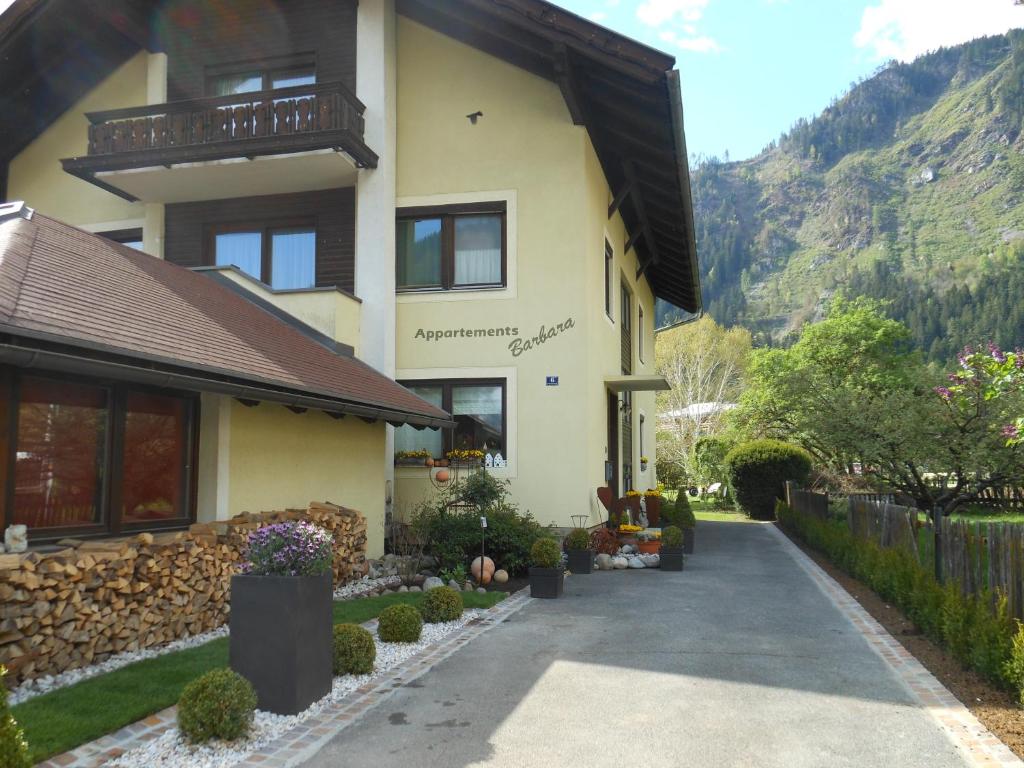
(397, 0), (702, 313)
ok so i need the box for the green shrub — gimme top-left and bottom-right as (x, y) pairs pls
(459, 469), (508, 509)
(661, 525), (684, 548)
(563, 528), (590, 551)
(663, 492), (696, 529)
(530, 538), (562, 569)
(1004, 623), (1024, 706)
(177, 668), (257, 744)
(419, 587), (464, 623)
(0, 666), (30, 768)
(726, 440), (812, 520)
(333, 624), (376, 675)
(776, 500), (1018, 693)
(377, 604), (423, 643)
(417, 503), (543, 576)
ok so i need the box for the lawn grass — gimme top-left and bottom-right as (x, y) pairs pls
(14, 590), (505, 763)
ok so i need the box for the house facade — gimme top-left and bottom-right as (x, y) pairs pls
(0, 0), (700, 551)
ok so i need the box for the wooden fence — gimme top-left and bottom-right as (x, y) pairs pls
(847, 497), (923, 559)
(785, 482), (829, 520)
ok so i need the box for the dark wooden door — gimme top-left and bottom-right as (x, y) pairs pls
(607, 390), (619, 498)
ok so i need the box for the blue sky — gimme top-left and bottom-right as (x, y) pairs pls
(555, 0), (1024, 161)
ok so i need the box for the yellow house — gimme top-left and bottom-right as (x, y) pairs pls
(0, 0), (700, 552)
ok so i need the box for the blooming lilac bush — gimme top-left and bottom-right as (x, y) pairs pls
(942, 344), (1024, 446)
(243, 522), (334, 577)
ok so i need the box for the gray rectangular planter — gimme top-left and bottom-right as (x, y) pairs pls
(566, 549), (594, 574)
(661, 547), (685, 571)
(529, 567), (564, 598)
(683, 528), (695, 554)
(230, 572), (333, 715)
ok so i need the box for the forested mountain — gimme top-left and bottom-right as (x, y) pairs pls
(662, 30), (1024, 360)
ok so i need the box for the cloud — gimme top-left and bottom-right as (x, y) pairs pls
(855, 0), (1023, 62)
(637, 0), (710, 26)
(590, 11), (608, 21)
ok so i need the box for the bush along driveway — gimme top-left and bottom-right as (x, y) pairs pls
(304, 520), (1013, 768)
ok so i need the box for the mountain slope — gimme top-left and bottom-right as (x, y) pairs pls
(668, 31), (1024, 360)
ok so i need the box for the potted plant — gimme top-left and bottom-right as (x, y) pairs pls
(230, 521), (334, 715)
(675, 492), (697, 554)
(446, 449), (485, 469)
(636, 529), (661, 554)
(563, 528), (593, 574)
(660, 526), (685, 571)
(624, 489), (642, 515)
(616, 523), (642, 548)
(640, 455), (649, 472)
(528, 538), (564, 598)
(643, 487), (663, 526)
(395, 449), (432, 466)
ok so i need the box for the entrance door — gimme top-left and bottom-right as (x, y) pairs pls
(607, 390), (619, 497)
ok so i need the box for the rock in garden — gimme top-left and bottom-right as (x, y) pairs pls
(595, 554), (613, 570)
(620, 545), (635, 555)
(476, 587), (487, 594)
(413, 574), (426, 586)
(409, 586), (422, 592)
(463, 583), (475, 592)
(493, 569), (509, 584)
(398, 585), (409, 592)
(639, 554), (660, 568)
(423, 576), (444, 590)
(5, 524), (28, 553)
(447, 579), (461, 590)
(612, 556), (628, 570)
(627, 557), (646, 569)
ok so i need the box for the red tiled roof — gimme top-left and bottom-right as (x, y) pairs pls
(0, 205), (453, 428)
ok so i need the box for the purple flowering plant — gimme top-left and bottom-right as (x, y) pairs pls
(243, 522), (334, 577)
(942, 344), (1024, 446)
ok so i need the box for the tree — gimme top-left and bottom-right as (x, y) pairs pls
(655, 316), (751, 481)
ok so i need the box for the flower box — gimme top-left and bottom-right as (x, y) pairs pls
(661, 546), (685, 571)
(395, 457), (428, 467)
(229, 573), (333, 715)
(566, 548), (594, 574)
(529, 566), (564, 598)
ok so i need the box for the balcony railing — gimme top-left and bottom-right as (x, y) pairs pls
(62, 81), (378, 201)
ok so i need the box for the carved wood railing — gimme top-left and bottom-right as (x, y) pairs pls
(82, 81), (371, 166)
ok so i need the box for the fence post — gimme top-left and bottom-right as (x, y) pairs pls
(932, 505), (943, 584)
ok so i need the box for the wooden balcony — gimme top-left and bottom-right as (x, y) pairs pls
(61, 81), (378, 203)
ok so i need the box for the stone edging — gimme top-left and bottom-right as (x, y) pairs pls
(35, 589), (532, 768)
(768, 523), (1024, 768)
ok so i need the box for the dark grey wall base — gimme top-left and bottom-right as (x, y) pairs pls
(566, 549), (594, 574)
(661, 548), (685, 571)
(529, 567), (564, 598)
(230, 573), (333, 715)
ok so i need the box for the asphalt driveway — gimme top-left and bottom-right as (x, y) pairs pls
(302, 520), (971, 767)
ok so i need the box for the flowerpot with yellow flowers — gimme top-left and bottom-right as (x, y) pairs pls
(395, 449), (432, 467)
(624, 489), (642, 516)
(642, 488), (663, 526)
(529, 538), (564, 599)
(446, 449), (485, 470)
(616, 523), (642, 548)
(636, 530), (661, 555)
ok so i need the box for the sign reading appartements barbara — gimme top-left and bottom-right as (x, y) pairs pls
(412, 317), (576, 358)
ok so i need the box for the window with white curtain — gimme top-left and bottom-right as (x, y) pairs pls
(396, 203), (505, 292)
(394, 379), (506, 460)
(212, 222), (316, 290)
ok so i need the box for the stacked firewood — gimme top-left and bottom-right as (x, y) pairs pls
(0, 502), (367, 686)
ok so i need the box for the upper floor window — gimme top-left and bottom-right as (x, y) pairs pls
(397, 203), (506, 292)
(207, 59), (316, 96)
(211, 221), (316, 290)
(394, 379), (506, 460)
(604, 240), (614, 320)
(100, 228), (144, 251)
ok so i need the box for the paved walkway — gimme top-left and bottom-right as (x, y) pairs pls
(302, 521), (1019, 768)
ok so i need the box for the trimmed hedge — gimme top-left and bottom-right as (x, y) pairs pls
(662, 492), (695, 529)
(0, 666), (30, 768)
(332, 624), (376, 675)
(661, 525), (684, 548)
(725, 440), (812, 520)
(378, 604), (423, 643)
(777, 501), (1024, 699)
(177, 668), (257, 744)
(563, 528), (590, 551)
(419, 587), (464, 624)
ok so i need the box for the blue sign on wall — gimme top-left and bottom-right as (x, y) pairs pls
(546, 376), (559, 386)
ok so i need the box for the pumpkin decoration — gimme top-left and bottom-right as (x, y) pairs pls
(471, 555), (496, 585)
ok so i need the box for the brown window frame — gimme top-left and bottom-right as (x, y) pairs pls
(1, 367), (200, 544)
(396, 202), (507, 293)
(638, 304), (645, 363)
(396, 378), (507, 459)
(604, 240), (614, 320)
(99, 228), (144, 250)
(204, 55), (318, 96)
(206, 218), (317, 289)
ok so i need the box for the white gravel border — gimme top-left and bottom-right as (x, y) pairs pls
(107, 612), (483, 768)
